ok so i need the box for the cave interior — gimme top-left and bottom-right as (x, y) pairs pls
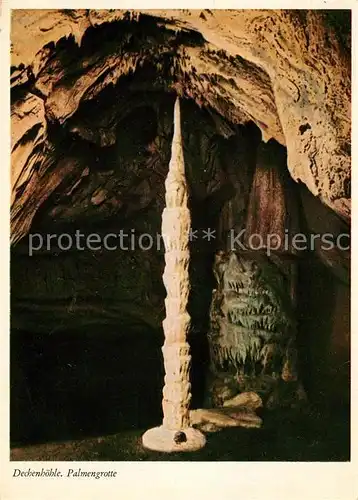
(10, 9), (350, 461)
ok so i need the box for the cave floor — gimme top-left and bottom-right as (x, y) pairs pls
(10, 328), (350, 461)
(10, 407), (349, 462)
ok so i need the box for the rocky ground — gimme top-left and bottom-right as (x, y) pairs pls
(11, 405), (349, 462)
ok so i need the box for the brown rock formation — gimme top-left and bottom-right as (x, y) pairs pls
(9, 10), (351, 448)
(11, 9), (350, 246)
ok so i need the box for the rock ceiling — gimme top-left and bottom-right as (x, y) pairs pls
(11, 9), (351, 244)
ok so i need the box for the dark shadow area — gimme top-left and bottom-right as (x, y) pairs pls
(10, 326), (164, 446)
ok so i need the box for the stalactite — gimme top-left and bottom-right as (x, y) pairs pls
(142, 97), (206, 452)
(207, 250), (301, 406)
(207, 141), (309, 405)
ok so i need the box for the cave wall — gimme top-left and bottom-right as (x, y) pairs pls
(209, 139), (350, 408)
(11, 129), (350, 409)
(11, 99), (253, 334)
(297, 257), (350, 407)
(11, 100), (257, 440)
(296, 180), (350, 406)
(11, 236), (350, 409)
(11, 244), (166, 332)
(10, 11), (351, 438)
(11, 9), (351, 240)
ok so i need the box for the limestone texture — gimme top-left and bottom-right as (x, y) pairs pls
(11, 10), (350, 245)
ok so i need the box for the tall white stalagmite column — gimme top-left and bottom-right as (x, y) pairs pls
(142, 97), (206, 452)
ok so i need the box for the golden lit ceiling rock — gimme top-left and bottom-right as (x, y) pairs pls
(10, 9), (351, 243)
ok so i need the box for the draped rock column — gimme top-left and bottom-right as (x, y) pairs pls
(142, 97), (206, 452)
(244, 141), (300, 359)
(206, 141), (305, 409)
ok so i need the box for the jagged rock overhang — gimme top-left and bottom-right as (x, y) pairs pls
(10, 9), (351, 245)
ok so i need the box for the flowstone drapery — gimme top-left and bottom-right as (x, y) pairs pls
(142, 98), (206, 452)
(206, 142), (306, 410)
(207, 251), (303, 408)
